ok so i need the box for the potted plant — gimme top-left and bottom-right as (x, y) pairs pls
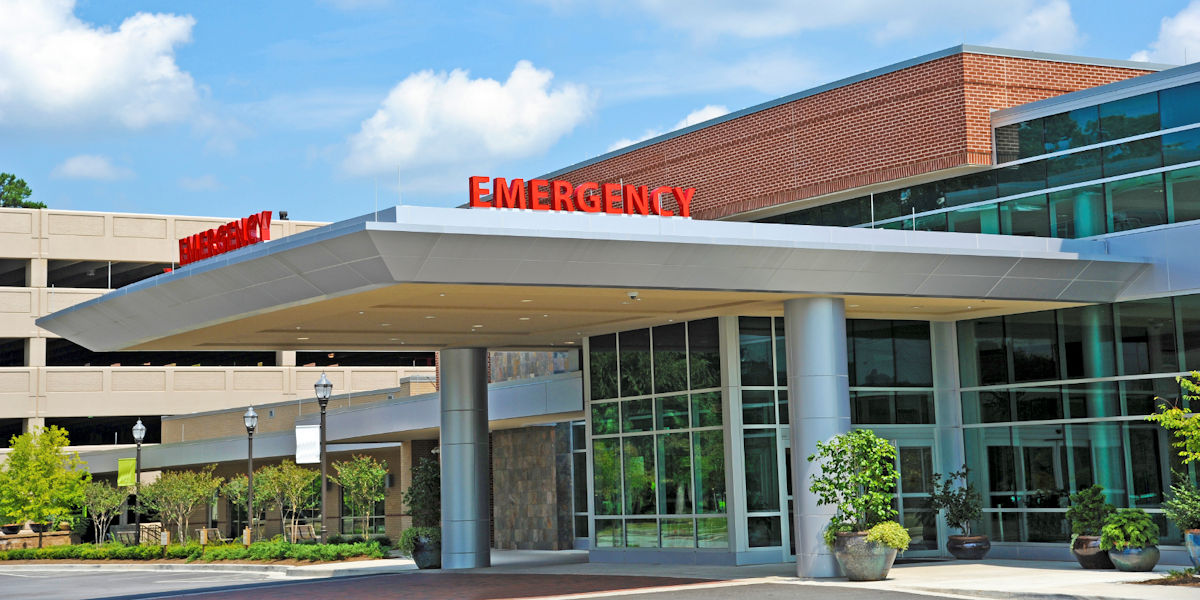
(1100, 508), (1160, 572)
(927, 467), (988, 559)
(809, 429), (910, 581)
(1065, 485), (1116, 569)
(1163, 476), (1200, 568)
(400, 456), (441, 569)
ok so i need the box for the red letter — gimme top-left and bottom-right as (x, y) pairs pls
(493, 178), (526, 209)
(575, 182), (600, 212)
(529, 179), (551, 210)
(623, 185), (650, 215)
(216, 225), (230, 254)
(602, 183), (621, 214)
(192, 233), (206, 260)
(650, 186), (674, 216)
(552, 180), (575, 211)
(469, 176), (490, 207)
(178, 238), (191, 265)
(246, 214), (260, 243)
(259, 211), (272, 241)
(196, 231), (211, 259)
(671, 187), (695, 217)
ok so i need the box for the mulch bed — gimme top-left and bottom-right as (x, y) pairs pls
(1135, 574), (1200, 587)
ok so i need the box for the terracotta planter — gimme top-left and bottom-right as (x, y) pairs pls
(412, 536), (441, 569)
(1184, 530), (1200, 569)
(832, 532), (898, 581)
(1108, 546), (1160, 572)
(1071, 535), (1114, 569)
(947, 535), (991, 560)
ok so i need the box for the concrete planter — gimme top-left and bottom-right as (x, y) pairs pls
(1071, 535), (1114, 569)
(1108, 546), (1160, 572)
(833, 532), (898, 581)
(1184, 530), (1200, 569)
(946, 535), (991, 560)
(412, 537), (441, 569)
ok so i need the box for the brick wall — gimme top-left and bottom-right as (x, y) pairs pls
(550, 51), (1153, 220)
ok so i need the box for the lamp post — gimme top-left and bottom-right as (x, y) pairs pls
(132, 419), (146, 545)
(313, 373), (333, 538)
(244, 406), (258, 544)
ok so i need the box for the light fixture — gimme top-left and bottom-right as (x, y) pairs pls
(243, 406), (258, 434)
(425, 315), (436, 319)
(542, 314), (549, 318)
(565, 341), (576, 344)
(520, 299), (532, 303)
(519, 317), (531, 321)
(472, 324), (483, 328)
(314, 372), (333, 405)
(380, 323), (391, 327)
(297, 337), (309, 340)
(132, 419), (146, 443)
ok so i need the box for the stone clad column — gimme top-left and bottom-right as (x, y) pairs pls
(785, 298), (851, 578)
(439, 347), (490, 569)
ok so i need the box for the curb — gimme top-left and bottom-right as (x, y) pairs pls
(0, 562), (296, 575)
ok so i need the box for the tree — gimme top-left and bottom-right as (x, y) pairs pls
(807, 429), (899, 545)
(83, 481), (127, 545)
(222, 473), (273, 539)
(0, 426), (90, 547)
(1147, 372), (1200, 463)
(332, 455), (387, 535)
(403, 457), (440, 528)
(138, 466), (222, 543)
(263, 461), (318, 542)
(0, 173), (44, 209)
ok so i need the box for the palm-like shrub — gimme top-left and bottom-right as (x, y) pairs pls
(1065, 485), (1116, 536)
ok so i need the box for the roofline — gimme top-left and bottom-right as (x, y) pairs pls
(537, 45), (1174, 182)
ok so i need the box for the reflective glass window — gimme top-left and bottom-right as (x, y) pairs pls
(1049, 185), (1106, 238)
(1179, 294), (1200, 371)
(997, 160), (1046, 197)
(852, 320), (894, 386)
(743, 430), (780, 511)
(778, 390), (789, 425)
(1014, 387), (1063, 421)
(589, 334), (618, 400)
(1059, 304), (1116, 379)
(742, 390), (776, 425)
(691, 391), (722, 428)
(852, 392), (892, 424)
(623, 435), (656, 515)
(1007, 311), (1058, 383)
(914, 212), (948, 232)
(1128, 424), (1167, 506)
(1045, 149), (1102, 188)
(940, 171), (998, 207)
(573, 453), (588, 513)
(693, 430), (726, 513)
(619, 329), (651, 397)
(595, 519), (622, 547)
(657, 433), (693, 514)
(622, 398), (653, 433)
(948, 203), (1000, 234)
(1162, 129), (1200, 166)
(873, 189), (903, 221)
(895, 393), (933, 424)
(1122, 377), (1180, 416)
(893, 320), (933, 386)
(1117, 297), (1179, 375)
(1159, 81), (1200, 129)
(1064, 382), (1120, 419)
(652, 323), (687, 394)
(774, 319), (787, 387)
(661, 519), (694, 548)
(1100, 92), (1160, 141)
(592, 403), (619, 435)
(897, 184), (940, 215)
(688, 318), (720, 390)
(1166, 164), (1200, 223)
(1102, 137), (1162, 177)
(1043, 106), (1100, 152)
(697, 517), (729, 548)
(747, 516), (782, 547)
(592, 438), (621, 515)
(1000, 196), (1051, 237)
(739, 317), (774, 386)
(1106, 173), (1166, 233)
(996, 121), (1044, 162)
(957, 317), (1008, 387)
(625, 519), (658, 547)
(655, 395), (689, 430)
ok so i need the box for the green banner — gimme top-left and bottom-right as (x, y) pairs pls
(117, 458), (136, 487)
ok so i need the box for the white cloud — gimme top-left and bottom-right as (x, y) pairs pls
(0, 0), (198, 130)
(178, 175), (222, 191)
(609, 105), (729, 151)
(51, 155), (133, 180)
(342, 61), (591, 190)
(1132, 1), (1200, 64)
(989, 1), (1081, 54)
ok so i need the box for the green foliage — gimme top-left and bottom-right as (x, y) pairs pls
(927, 467), (983, 535)
(822, 521), (854, 549)
(866, 521), (911, 551)
(403, 457), (440, 528)
(808, 429), (899, 539)
(1066, 485), (1116, 536)
(398, 526), (441, 556)
(0, 426), (90, 546)
(137, 466), (223, 544)
(256, 461), (318, 542)
(1163, 476), (1200, 531)
(0, 540), (383, 562)
(1147, 373), (1200, 463)
(1100, 508), (1159, 551)
(331, 454), (387, 535)
(369, 534), (393, 547)
(1162, 567), (1198, 583)
(83, 481), (128, 545)
(0, 173), (43, 209)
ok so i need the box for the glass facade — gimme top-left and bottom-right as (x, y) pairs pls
(755, 81), (1200, 239)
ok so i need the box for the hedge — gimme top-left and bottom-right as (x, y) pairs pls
(0, 540), (385, 562)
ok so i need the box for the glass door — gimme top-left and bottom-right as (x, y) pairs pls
(893, 442), (940, 556)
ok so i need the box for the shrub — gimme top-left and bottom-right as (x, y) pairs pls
(325, 534), (345, 544)
(808, 429), (899, 548)
(1164, 477), (1200, 532)
(397, 526), (440, 556)
(866, 521), (911, 551)
(1066, 485), (1116, 536)
(927, 467), (983, 535)
(369, 535), (393, 547)
(1100, 508), (1159, 551)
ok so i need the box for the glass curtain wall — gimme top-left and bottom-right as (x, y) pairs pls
(958, 295), (1200, 545)
(588, 318), (728, 550)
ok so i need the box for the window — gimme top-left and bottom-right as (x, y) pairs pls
(1166, 165), (1200, 224)
(1106, 173), (1166, 233)
(1102, 137), (1162, 178)
(589, 334), (618, 400)
(1045, 149), (1102, 188)
(1043, 106), (1099, 152)
(1159, 81), (1200, 129)
(0, 259), (28, 287)
(1162, 129), (1200, 166)
(1100, 92), (1159, 141)
(1000, 196), (1050, 237)
(738, 317), (773, 386)
(47, 260), (171, 289)
(948, 204), (1000, 234)
(45, 339), (275, 367)
(46, 416), (162, 445)
(297, 351), (434, 367)
(619, 329), (651, 397)
(339, 482), (385, 535)
(652, 323), (687, 394)
(1050, 185), (1106, 238)
(997, 160), (1046, 197)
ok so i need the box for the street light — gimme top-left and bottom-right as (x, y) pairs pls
(244, 406), (258, 544)
(314, 373), (333, 538)
(132, 419), (146, 545)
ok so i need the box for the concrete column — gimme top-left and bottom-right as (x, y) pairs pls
(24, 417), (45, 433)
(439, 347), (490, 569)
(785, 298), (850, 578)
(931, 322), (965, 480)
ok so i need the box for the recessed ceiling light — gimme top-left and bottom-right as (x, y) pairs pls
(297, 337), (309, 340)
(380, 323), (391, 327)
(519, 317), (531, 321)
(564, 341), (576, 344)
(425, 315), (436, 319)
(848, 304), (860, 308)
(911, 306), (921, 309)
(388, 337), (398, 341)
(542, 314), (549, 318)
(472, 324), (483, 328)
(295, 326), (302, 330)
(439, 293), (445, 297)
(520, 299), (532, 303)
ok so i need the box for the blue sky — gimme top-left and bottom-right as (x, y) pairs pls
(2, 0), (1199, 221)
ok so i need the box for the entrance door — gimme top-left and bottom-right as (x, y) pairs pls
(893, 442), (940, 556)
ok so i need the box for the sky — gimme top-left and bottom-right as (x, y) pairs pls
(3, 0), (1200, 222)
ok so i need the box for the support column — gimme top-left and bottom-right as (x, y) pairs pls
(785, 298), (850, 578)
(931, 322), (966, 481)
(439, 347), (490, 569)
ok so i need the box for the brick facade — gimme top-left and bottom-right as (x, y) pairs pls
(549, 51), (1154, 220)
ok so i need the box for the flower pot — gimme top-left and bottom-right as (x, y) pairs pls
(412, 536), (441, 569)
(0, 525), (19, 536)
(832, 531), (898, 581)
(1184, 530), (1200, 569)
(1071, 535), (1115, 569)
(1107, 546), (1160, 572)
(29, 523), (49, 533)
(946, 535), (991, 560)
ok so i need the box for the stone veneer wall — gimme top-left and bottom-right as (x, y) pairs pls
(491, 426), (572, 550)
